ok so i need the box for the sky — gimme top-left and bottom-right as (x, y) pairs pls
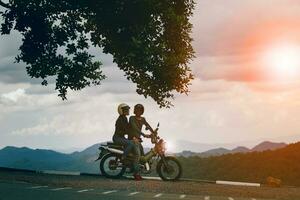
(1, 0), (300, 152)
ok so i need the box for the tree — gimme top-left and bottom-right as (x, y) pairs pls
(0, 0), (195, 107)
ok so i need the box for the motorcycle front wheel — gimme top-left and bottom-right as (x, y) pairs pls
(100, 153), (126, 179)
(157, 156), (182, 181)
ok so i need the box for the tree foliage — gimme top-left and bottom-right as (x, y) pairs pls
(0, 0), (195, 107)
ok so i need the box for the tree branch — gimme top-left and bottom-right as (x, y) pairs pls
(0, 0), (11, 9)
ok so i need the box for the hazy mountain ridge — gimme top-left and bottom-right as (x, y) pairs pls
(251, 141), (287, 152)
(0, 141), (288, 173)
(0, 146), (74, 171)
(176, 141), (287, 157)
(231, 146), (250, 153)
(0, 146), (99, 173)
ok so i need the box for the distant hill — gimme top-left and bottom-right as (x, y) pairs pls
(179, 142), (300, 186)
(176, 141), (287, 157)
(0, 146), (73, 171)
(175, 150), (199, 157)
(231, 146), (250, 153)
(192, 148), (231, 157)
(251, 141), (287, 152)
(0, 145), (101, 173)
(71, 143), (101, 158)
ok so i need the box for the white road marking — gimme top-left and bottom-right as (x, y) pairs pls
(29, 186), (48, 189)
(179, 194), (186, 199)
(102, 190), (118, 194)
(129, 192), (140, 196)
(228, 197), (234, 200)
(77, 189), (94, 193)
(204, 196), (210, 200)
(154, 193), (163, 198)
(51, 187), (72, 191)
(252, 199), (257, 200)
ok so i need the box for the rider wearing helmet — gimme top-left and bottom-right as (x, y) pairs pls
(113, 103), (141, 180)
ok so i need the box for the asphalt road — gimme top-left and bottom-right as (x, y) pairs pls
(0, 170), (299, 200)
(0, 181), (268, 200)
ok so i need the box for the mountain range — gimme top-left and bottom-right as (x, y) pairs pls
(176, 141), (287, 157)
(178, 142), (300, 186)
(0, 141), (287, 173)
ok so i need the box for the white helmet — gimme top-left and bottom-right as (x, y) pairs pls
(117, 103), (130, 115)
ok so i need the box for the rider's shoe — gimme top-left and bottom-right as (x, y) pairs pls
(133, 174), (143, 181)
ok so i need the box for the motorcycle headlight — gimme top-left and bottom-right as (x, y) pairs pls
(162, 141), (166, 151)
(157, 139), (166, 154)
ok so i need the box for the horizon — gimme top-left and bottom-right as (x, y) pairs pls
(0, 137), (294, 155)
(2, 0), (300, 150)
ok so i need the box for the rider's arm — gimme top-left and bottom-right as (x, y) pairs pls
(140, 118), (153, 138)
(143, 118), (155, 133)
(123, 115), (130, 132)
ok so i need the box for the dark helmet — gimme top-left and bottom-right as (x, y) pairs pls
(134, 104), (144, 115)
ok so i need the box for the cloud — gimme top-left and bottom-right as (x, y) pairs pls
(191, 0), (300, 82)
(0, 88), (25, 104)
(4, 77), (300, 150)
(3, 0), (300, 150)
(192, 0), (300, 56)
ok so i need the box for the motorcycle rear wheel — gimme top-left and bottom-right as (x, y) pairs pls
(100, 153), (126, 178)
(157, 156), (182, 181)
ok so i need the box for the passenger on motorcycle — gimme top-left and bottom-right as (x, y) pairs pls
(129, 104), (154, 159)
(112, 103), (141, 180)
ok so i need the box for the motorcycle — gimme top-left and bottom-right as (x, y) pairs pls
(96, 123), (182, 181)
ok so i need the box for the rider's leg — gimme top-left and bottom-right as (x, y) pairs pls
(139, 143), (150, 171)
(139, 143), (144, 156)
(113, 136), (135, 158)
(132, 143), (142, 179)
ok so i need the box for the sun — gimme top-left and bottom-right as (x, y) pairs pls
(261, 43), (300, 80)
(165, 141), (175, 153)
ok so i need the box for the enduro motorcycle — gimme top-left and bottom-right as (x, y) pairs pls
(96, 123), (182, 181)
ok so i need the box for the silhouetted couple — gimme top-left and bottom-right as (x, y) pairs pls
(112, 103), (154, 181)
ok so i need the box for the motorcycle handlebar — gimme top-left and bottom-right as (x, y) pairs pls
(150, 132), (160, 143)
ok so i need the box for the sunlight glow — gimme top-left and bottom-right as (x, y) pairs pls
(165, 141), (175, 153)
(262, 44), (300, 80)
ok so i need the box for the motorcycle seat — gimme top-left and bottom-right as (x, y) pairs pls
(107, 142), (116, 146)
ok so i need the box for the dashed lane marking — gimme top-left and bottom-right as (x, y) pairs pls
(29, 186), (48, 189)
(204, 196), (210, 200)
(228, 198), (234, 200)
(154, 193), (163, 198)
(128, 192), (140, 196)
(51, 187), (72, 191)
(102, 190), (118, 195)
(77, 189), (94, 193)
(179, 194), (186, 199)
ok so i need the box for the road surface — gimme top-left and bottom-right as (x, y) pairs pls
(0, 181), (266, 200)
(0, 170), (299, 200)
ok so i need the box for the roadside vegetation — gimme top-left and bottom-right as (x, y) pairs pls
(178, 142), (300, 186)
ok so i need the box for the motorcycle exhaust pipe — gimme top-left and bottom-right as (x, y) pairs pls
(100, 145), (123, 155)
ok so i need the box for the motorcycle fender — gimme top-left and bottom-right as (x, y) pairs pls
(95, 147), (109, 161)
